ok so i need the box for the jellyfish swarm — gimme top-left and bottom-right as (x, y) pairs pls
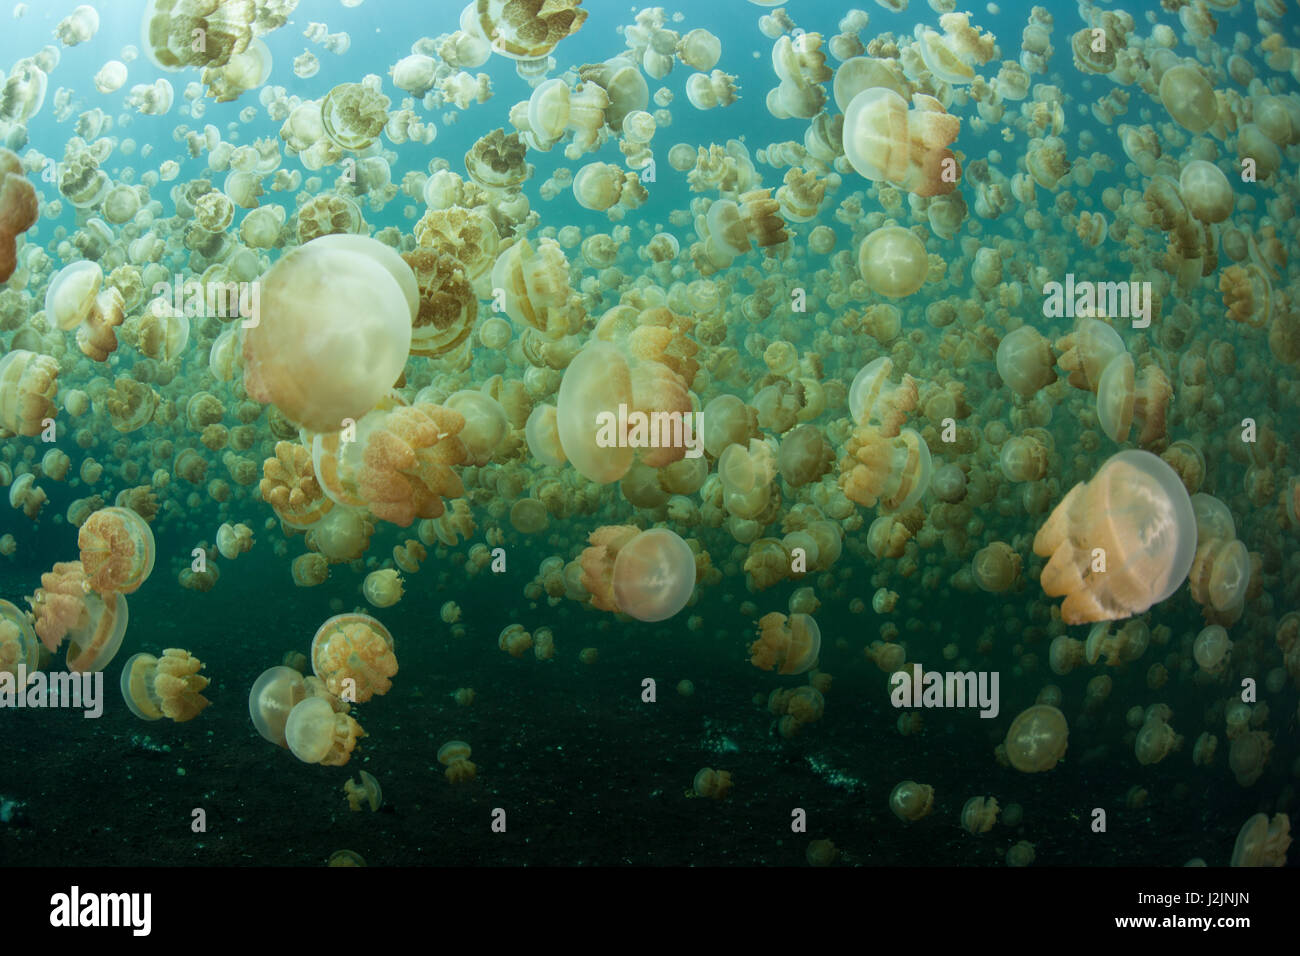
(120, 649), (211, 722)
(1033, 450), (1196, 625)
(310, 613), (398, 703)
(77, 506), (156, 595)
(579, 526), (696, 622)
(243, 235), (416, 433)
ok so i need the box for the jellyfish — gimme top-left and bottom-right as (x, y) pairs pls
(438, 740), (477, 783)
(0, 599), (39, 679)
(343, 770), (382, 811)
(889, 780), (935, 821)
(960, 796), (1000, 834)
(1003, 705), (1068, 772)
(119, 649), (211, 722)
(311, 613), (398, 703)
(285, 695), (365, 766)
(248, 665), (307, 748)
(243, 235), (416, 433)
(606, 528), (696, 622)
(749, 612), (821, 675)
(857, 226), (929, 298)
(78, 506), (156, 595)
(1033, 451), (1196, 624)
(692, 767), (732, 799)
(1229, 813), (1291, 867)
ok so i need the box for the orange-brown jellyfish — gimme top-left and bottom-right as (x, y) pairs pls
(78, 506), (156, 595)
(119, 649), (211, 722)
(285, 695), (365, 766)
(438, 740), (477, 783)
(0, 598), (39, 678)
(310, 613), (398, 703)
(1033, 450), (1196, 624)
(1003, 705), (1068, 772)
(749, 612), (821, 675)
(343, 770), (382, 811)
(692, 767), (733, 799)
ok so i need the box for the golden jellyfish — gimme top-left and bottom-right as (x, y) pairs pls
(1033, 451), (1196, 625)
(215, 522), (253, 560)
(1135, 715), (1183, 765)
(607, 528), (696, 622)
(1192, 624), (1232, 675)
(848, 357), (917, 434)
(692, 767), (732, 799)
(806, 839), (838, 867)
(1229, 813), (1291, 867)
(0, 350), (59, 438)
(1187, 536), (1250, 617)
(889, 780), (935, 821)
(291, 553), (329, 587)
(1158, 64), (1216, 134)
(78, 506), (156, 596)
(327, 850), (366, 867)
(1228, 731), (1272, 787)
(0, 598), (39, 678)
(438, 740), (477, 784)
(857, 226), (928, 298)
(498, 623), (533, 658)
(0, 147), (37, 281)
(285, 695), (364, 766)
(243, 235), (416, 433)
(1054, 317), (1125, 393)
(838, 426), (932, 512)
(1178, 160), (1233, 223)
(310, 613), (398, 703)
(45, 260), (103, 331)
(971, 542), (1021, 593)
(343, 770), (382, 811)
(362, 569), (404, 608)
(1003, 705), (1068, 772)
(842, 88), (960, 197)
(311, 400), (466, 528)
(749, 612), (821, 675)
(320, 81), (391, 151)
(248, 665), (307, 748)
(996, 326), (1056, 398)
(524, 403), (566, 467)
(1006, 841), (1036, 867)
(960, 796), (1000, 834)
(120, 649), (210, 722)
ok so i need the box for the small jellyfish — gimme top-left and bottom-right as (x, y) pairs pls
(749, 612), (821, 675)
(692, 767), (732, 799)
(311, 613), (398, 703)
(1003, 705), (1068, 773)
(889, 780), (935, 821)
(120, 649), (211, 722)
(343, 770), (382, 811)
(438, 740), (477, 783)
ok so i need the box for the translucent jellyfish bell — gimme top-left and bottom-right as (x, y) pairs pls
(78, 506), (156, 595)
(1033, 450), (1196, 624)
(248, 665), (307, 747)
(556, 341), (634, 484)
(610, 528), (696, 622)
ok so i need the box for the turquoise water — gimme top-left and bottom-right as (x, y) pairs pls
(0, 0), (1298, 866)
